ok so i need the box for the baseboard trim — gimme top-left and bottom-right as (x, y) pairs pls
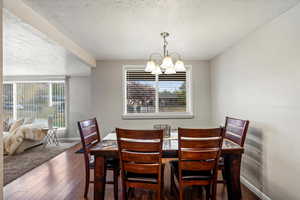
(241, 176), (271, 200)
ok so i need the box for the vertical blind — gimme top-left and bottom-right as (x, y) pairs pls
(126, 69), (187, 114)
(3, 81), (66, 128)
(3, 84), (13, 119)
(51, 83), (65, 127)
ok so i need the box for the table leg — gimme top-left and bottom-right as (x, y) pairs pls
(94, 156), (106, 200)
(223, 154), (242, 200)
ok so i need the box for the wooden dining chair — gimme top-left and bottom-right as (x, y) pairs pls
(218, 116), (249, 184)
(78, 118), (119, 199)
(224, 116), (250, 147)
(170, 128), (224, 200)
(116, 128), (164, 200)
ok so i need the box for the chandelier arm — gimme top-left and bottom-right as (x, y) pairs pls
(149, 53), (163, 60)
(169, 52), (182, 61)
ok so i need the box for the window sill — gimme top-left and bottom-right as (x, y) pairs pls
(122, 113), (194, 120)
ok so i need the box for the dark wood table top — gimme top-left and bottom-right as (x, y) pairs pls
(90, 134), (244, 157)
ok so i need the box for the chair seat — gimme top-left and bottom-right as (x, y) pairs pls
(170, 160), (212, 181)
(125, 163), (165, 184)
(89, 157), (119, 169)
(126, 172), (158, 184)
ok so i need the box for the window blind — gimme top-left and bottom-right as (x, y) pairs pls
(3, 83), (14, 119)
(3, 81), (66, 128)
(125, 69), (187, 114)
(126, 70), (156, 113)
(158, 72), (186, 112)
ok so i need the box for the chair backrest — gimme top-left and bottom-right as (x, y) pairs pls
(77, 118), (101, 166)
(224, 117), (249, 147)
(178, 128), (224, 180)
(116, 128), (164, 179)
(78, 118), (101, 148)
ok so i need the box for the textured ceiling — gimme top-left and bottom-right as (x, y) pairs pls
(4, 10), (91, 76)
(22, 0), (300, 60)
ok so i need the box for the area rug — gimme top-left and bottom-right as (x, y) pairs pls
(4, 141), (79, 185)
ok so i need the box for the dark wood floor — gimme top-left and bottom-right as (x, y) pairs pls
(4, 144), (260, 200)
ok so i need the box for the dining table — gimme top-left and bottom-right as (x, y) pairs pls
(90, 131), (244, 200)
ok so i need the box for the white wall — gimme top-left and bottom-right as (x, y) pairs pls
(210, 4), (300, 200)
(67, 76), (92, 138)
(91, 60), (212, 137)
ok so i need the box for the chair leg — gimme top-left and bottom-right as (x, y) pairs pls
(205, 185), (210, 200)
(121, 174), (127, 200)
(84, 170), (90, 198)
(158, 183), (163, 200)
(211, 183), (217, 200)
(179, 187), (184, 200)
(113, 168), (119, 200)
(221, 168), (226, 184)
(160, 165), (164, 200)
(128, 188), (134, 199)
(157, 188), (161, 200)
(170, 166), (176, 196)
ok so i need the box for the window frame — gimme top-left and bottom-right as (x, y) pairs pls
(122, 65), (193, 119)
(3, 76), (68, 129)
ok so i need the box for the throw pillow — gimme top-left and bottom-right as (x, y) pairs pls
(24, 118), (34, 125)
(9, 119), (25, 132)
(3, 118), (10, 132)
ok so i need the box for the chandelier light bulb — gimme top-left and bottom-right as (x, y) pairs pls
(151, 65), (162, 75)
(160, 56), (174, 69)
(164, 66), (176, 74)
(145, 60), (156, 72)
(174, 60), (186, 72)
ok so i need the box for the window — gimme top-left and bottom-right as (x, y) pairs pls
(3, 80), (66, 128)
(123, 65), (192, 119)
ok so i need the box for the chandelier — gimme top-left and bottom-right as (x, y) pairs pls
(145, 32), (185, 74)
